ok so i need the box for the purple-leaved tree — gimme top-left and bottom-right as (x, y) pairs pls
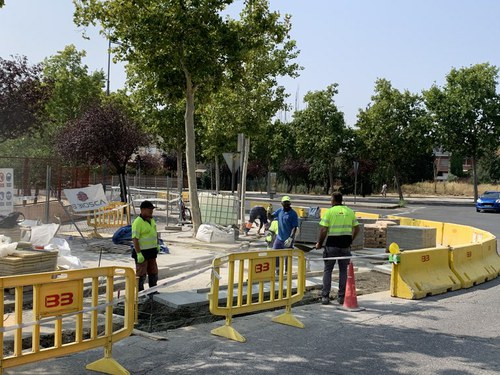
(55, 100), (150, 202)
(0, 56), (50, 143)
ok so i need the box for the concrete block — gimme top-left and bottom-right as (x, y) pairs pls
(153, 290), (208, 308)
(386, 225), (436, 250)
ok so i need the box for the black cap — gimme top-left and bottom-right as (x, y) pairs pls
(140, 200), (156, 209)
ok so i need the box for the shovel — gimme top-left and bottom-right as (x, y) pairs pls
(294, 243), (317, 253)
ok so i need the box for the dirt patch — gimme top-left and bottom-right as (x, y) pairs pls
(132, 270), (391, 333)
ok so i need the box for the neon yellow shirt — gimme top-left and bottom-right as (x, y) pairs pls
(132, 216), (158, 250)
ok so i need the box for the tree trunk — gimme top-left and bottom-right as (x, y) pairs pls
(239, 137), (250, 231)
(433, 155), (440, 194)
(184, 73), (201, 235)
(472, 156), (479, 202)
(176, 144), (183, 195)
(328, 164), (334, 196)
(393, 168), (404, 202)
(176, 144), (184, 222)
(215, 156), (220, 194)
(118, 170), (128, 203)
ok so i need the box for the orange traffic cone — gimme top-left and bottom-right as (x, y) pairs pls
(338, 262), (365, 312)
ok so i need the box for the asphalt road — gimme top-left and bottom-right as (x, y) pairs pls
(366, 205), (500, 239)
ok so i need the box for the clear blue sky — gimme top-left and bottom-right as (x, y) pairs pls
(2, 1), (500, 126)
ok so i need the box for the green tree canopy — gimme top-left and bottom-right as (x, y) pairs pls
(291, 84), (346, 193)
(357, 78), (432, 201)
(42, 45), (104, 127)
(200, 0), (300, 161)
(74, 0), (300, 233)
(424, 63), (500, 200)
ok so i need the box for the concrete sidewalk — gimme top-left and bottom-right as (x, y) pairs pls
(245, 191), (475, 208)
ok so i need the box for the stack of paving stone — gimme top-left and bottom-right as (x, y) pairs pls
(0, 249), (58, 276)
(295, 219), (365, 249)
(295, 219), (320, 244)
(0, 226), (22, 242)
(351, 224), (364, 250)
(363, 220), (398, 249)
(357, 218), (378, 225)
(386, 225), (436, 250)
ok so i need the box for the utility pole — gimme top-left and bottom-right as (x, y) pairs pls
(106, 39), (111, 96)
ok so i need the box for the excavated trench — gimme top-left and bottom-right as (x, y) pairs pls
(2, 271), (389, 355)
(130, 270), (391, 333)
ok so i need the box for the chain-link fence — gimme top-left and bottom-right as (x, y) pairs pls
(0, 158), (109, 238)
(0, 156), (242, 240)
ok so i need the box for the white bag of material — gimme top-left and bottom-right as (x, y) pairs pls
(45, 237), (72, 256)
(0, 234), (11, 245)
(30, 224), (59, 247)
(196, 224), (235, 244)
(211, 225), (235, 244)
(0, 242), (18, 258)
(196, 224), (214, 243)
(57, 255), (83, 270)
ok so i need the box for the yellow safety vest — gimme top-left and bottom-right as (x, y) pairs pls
(319, 205), (358, 237)
(132, 216), (158, 250)
(265, 220), (278, 244)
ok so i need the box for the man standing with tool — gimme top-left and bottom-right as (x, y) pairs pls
(315, 192), (360, 305)
(273, 196), (299, 272)
(132, 200), (161, 293)
(273, 196), (299, 249)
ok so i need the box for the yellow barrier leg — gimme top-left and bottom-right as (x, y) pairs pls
(89, 224), (103, 239)
(211, 316), (246, 343)
(86, 345), (129, 375)
(272, 305), (304, 328)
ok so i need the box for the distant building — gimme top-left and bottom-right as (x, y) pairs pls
(434, 149), (450, 181)
(462, 157), (473, 173)
(434, 149), (475, 180)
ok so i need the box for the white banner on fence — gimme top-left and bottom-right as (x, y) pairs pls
(64, 184), (108, 212)
(0, 168), (14, 216)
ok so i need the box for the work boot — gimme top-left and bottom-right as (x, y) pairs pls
(321, 297), (330, 305)
(148, 274), (158, 288)
(138, 276), (146, 292)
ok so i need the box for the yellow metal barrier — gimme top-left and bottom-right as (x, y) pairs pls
(0, 266), (136, 375)
(320, 207), (328, 218)
(209, 249), (306, 342)
(87, 202), (130, 238)
(390, 247), (461, 299)
(156, 191), (176, 200)
(295, 206), (308, 218)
